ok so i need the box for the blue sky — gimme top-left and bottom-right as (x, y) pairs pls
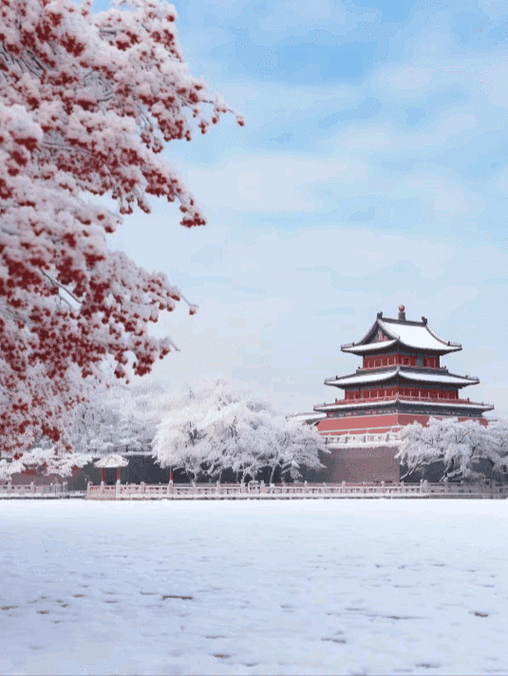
(101, 0), (508, 415)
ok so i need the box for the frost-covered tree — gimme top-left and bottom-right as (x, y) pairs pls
(152, 379), (327, 482)
(0, 374), (171, 479)
(0, 444), (93, 480)
(70, 375), (170, 455)
(264, 417), (329, 483)
(396, 417), (508, 482)
(0, 0), (242, 455)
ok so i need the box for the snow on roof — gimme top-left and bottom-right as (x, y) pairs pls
(342, 340), (398, 354)
(380, 319), (460, 352)
(326, 369), (399, 386)
(326, 434), (402, 448)
(399, 371), (478, 386)
(314, 398), (494, 412)
(291, 412), (327, 423)
(94, 454), (129, 468)
(342, 315), (462, 355)
(326, 368), (477, 388)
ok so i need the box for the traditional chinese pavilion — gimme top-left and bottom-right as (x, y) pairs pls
(312, 305), (494, 482)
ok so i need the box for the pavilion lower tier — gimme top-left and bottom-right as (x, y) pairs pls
(313, 409), (489, 484)
(315, 396), (493, 421)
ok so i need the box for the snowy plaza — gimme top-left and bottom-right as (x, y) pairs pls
(1, 499), (507, 676)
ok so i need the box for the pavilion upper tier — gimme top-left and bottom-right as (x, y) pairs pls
(341, 310), (462, 356)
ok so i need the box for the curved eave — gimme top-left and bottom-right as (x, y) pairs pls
(341, 339), (461, 356)
(341, 318), (381, 352)
(325, 368), (479, 389)
(378, 319), (461, 353)
(341, 340), (398, 354)
(94, 454), (129, 468)
(314, 399), (494, 413)
(341, 317), (462, 355)
(399, 372), (478, 387)
(325, 369), (399, 387)
(291, 412), (327, 425)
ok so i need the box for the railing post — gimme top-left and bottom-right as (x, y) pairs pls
(140, 481), (146, 495)
(241, 483), (246, 494)
(115, 480), (121, 499)
(30, 481), (35, 494)
(63, 481), (68, 493)
(87, 481), (92, 499)
(216, 480), (221, 495)
(260, 480), (265, 493)
(167, 480), (174, 496)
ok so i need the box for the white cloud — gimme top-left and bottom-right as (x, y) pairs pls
(482, 60), (508, 108)
(178, 155), (370, 213)
(380, 64), (436, 94)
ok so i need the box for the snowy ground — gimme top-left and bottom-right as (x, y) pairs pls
(0, 500), (507, 676)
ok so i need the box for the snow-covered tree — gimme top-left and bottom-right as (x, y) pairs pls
(152, 379), (327, 482)
(0, 444), (93, 480)
(0, 374), (171, 479)
(0, 0), (242, 455)
(265, 417), (329, 483)
(69, 375), (170, 455)
(396, 417), (508, 482)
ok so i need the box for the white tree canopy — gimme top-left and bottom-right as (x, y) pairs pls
(396, 416), (508, 482)
(69, 375), (170, 456)
(0, 445), (93, 480)
(152, 379), (327, 482)
(0, 375), (171, 479)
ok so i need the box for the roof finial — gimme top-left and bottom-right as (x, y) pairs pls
(398, 304), (406, 321)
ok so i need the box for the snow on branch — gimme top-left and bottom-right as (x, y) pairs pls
(0, 0), (240, 455)
(152, 379), (328, 483)
(396, 417), (508, 482)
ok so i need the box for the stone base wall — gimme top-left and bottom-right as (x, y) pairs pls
(318, 444), (400, 483)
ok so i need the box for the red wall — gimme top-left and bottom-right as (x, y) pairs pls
(362, 355), (440, 369)
(318, 413), (401, 434)
(318, 412), (487, 436)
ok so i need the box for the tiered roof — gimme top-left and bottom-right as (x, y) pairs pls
(314, 306), (494, 417)
(315, 398), (493, 413)
(341, 313), (461, 355)
(325, 368), (478, 389)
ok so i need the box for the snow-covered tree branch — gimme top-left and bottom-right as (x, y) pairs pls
(152, 379), (328, 482)
(396, 417), (508, 482)
(0, 0), (242, 454)
(69, 375), (170, 456)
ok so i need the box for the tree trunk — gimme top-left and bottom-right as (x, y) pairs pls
(269, 464), (280, 484)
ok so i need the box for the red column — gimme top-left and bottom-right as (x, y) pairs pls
(169, 467), (173, 482)
(117, 466), (121, 482)
(100, 468), (105, 483)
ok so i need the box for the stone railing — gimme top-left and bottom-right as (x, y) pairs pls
(0, 481), (71, 497)
(86, 480), (508, 500)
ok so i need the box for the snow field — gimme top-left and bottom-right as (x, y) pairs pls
(0, 499), (507, 675)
